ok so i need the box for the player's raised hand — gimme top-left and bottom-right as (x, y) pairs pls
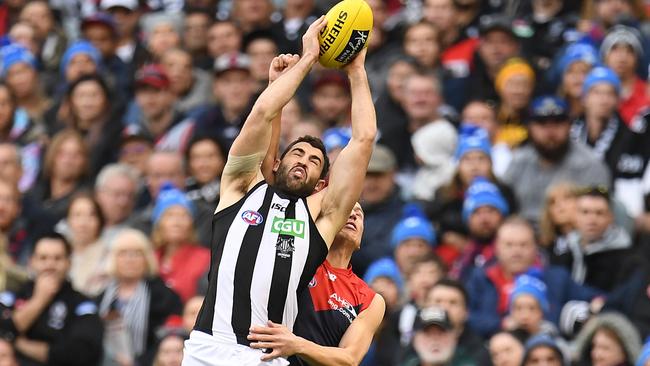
(248, 321), (304, 361)
(269, 54), (301, 84)
(343, 47), (367, 75)
(302, 15), (327, 61)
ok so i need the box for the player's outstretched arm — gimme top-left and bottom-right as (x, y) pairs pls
(218, 17), (326, 209)
(311, 48), (377, 244)
(249, 294), (385, 365)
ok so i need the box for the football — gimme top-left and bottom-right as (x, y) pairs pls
(318, 0), (373, 69)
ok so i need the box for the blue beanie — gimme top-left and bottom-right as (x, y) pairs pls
(582, 66), (621, 97)
(60, 40), (102, 75)
(363, 257), (404, 293)
(391, 216), (436, 249)
(322, 127), (351, 153)
(558, 42), (599, 75)
(0, 44), (37, 77)
(509, 272), (550, 314)
(462, 177), (509, 222)
(523, 334), (566, 365)
(152, 182), (195, 226)
(637, 338), (650, 366)
(455, 125), (491, 161)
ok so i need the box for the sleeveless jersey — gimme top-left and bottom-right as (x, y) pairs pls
(194, 182), (328, 346)
(289, 260), (376, 365)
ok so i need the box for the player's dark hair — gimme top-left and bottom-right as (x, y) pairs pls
(280, 135), (330, 179)
(33, 232), (73, 258)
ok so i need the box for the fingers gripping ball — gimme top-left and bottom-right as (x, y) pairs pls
(318, 0), (373, 69)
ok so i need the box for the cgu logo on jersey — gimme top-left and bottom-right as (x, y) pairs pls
(241, 210), (264, 226)
(271, 217), (305, 238)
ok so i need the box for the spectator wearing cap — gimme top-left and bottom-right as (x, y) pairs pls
(494, 57), (536, 148)
(402, 307), (474, 366)
(130, 64), (196, 153)
(310, 70), (351, 127)
(391, 211), (437, 278)
(18, 1), (68, 76)
(160, 48), (212, 117)
(572, 312), (642, 366)
(98, 228), (182, 366)
(601, 26), (650, 125)
(151, 183), (210, 303)
(1, 44), (51, 126)
(409, 118), (457, 202)
(550, 186), (633, 292)
(322, 126), (351, 163)
(446, 176), (509, 282)
(81, 12), (131, 99)
(467, 216), (601, 338)
(100, 0), (148, 72)
(243, 30), (280, 92)
(182, 8), (212, 71)
(556, 42), (600, 119)
(572, 66), (650, 219)
(140, 12), (183, 62)
(467, 14), (520, 105)
(118, 124), (154, 177)
(194, 52), (256, 150)
(352, 145), (404, 277)
(425, 127), (516, 269)
(503, 95), (610, 225)
(521, 334), (566, 366)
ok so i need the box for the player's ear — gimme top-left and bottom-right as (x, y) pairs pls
(272, 158), (281, 173)
(313, 179), (327, 193)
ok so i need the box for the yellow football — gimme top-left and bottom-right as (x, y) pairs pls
(318, 0), (373, 69)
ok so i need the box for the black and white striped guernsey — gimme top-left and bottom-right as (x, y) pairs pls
(194, 181), (328, 346)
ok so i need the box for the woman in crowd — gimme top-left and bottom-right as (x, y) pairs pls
(539, 182), (578, 249)
(556, 42), (599, 119)
(65, 192), (109, 296)
(98, 228), (182, 366)
(494, 57), (536, 148)
(27, 129), (89, 230)
(573, 312), (642, 366)
(151, 183), (210, 303)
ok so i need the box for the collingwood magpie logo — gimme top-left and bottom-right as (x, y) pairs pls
(275, 236), (295, 259)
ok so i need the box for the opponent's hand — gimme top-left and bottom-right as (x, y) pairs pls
(342, 47), (367, 75)
(302, 16), (327, 61)
(248, 321), (303, 361)
(269, 54), (300, 84)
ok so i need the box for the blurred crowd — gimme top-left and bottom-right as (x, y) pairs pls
(0, 0), (649, 365)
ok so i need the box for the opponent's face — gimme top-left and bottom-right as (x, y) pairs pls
(274, 142), (325, 197)
(337, 203), (365, 249)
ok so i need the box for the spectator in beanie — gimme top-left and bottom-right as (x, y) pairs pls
(409, 119), (457, 202)
(321, 126), (352, 164)
(161, 48), (212, 117)
(494, 57), (536, 148)
(550, 186), (633, 292)
(352, 145), (404, 276)
(447, 176), (509, 281)
(466, 217), (601, 338)
(151, 183), (210, 302)
(207, 20), (242, 60)
(364, 258), (404, 312)
(601, 26), (650, 125)
(572, 312), (642, 366)
(572, 66), (650, 219)
(391, 212), (436, 278)
(489, 331), (525, 366)
(194, 53), (256, 150)
(521, 334), (566, 366)
(539, 182), (578, 248)
(310, 70), (351, 127)
(503, 95), (610, 224)
(57, 41), (103, 99)
(556, 42), (600, 119)
(185, 135), (225, 208)
(140, 12), (183, 62)
(98, 228), (182, 366)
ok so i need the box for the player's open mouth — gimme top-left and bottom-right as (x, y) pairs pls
(345, 221), (357, 231)
(291, 166), (306, 178)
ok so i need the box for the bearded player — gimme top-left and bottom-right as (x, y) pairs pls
(182, 16), (377, 366)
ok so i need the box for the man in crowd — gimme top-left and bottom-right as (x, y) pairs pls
(94, 163), (140, 237)
(0, 233), (103, 366)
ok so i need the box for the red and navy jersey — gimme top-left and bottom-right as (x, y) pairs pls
(290, 260), (376, 365)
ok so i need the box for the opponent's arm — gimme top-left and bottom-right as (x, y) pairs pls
(311, 49), (377, 244)
(219, 17), (326, 205)
(249, 294), (385, 366)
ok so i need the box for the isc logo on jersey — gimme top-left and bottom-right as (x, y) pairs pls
(241, 210), (264, 226)
(271, 217), (305, 238)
